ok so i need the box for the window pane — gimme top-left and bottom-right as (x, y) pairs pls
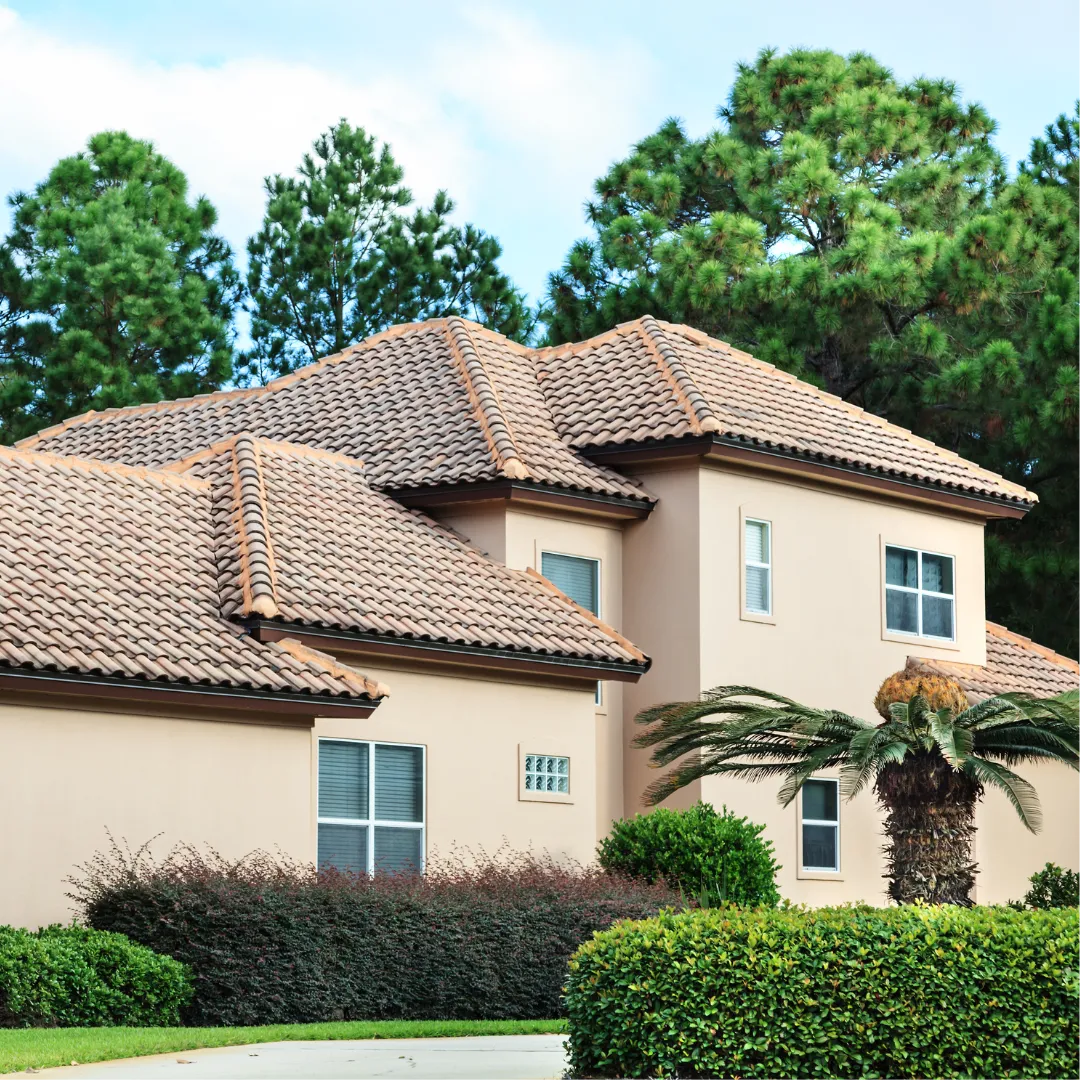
(541, 552), (599, 614)
(745, 520), (769, 563)
(374, 744), (423, 822)
(803, 779), (838, 822)
(922, 595), (955, 639)
(922, 554), (954, 595)
(374, 827), (423, 874)
(525, 754), (570, 794)
(318, 741), (369, 820)
(318, 823), (367, 874)
(746, 565), (770, 614)
(803, 824), (838, 871)
(886, 588), (918, 633)
(885, 546), (918, 588)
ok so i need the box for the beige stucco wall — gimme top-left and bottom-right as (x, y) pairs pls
(313, 663), (598, 864)
(433, 503), (627, 842)
(0, 702), (313, 929)
(619, 462), (1053, 905)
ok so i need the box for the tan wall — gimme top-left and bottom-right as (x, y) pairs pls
(974, 760), (1079, 904)
(0, 702), (313, 929)
(432, 504), (627, 844)
(313, 663), (598, 863)
(622, 462), (1005, 904)
(621, 467), (703, 815)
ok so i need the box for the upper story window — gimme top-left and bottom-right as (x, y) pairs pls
(744, 519), (772, 616)
(885, 545), (955, 641)
(541, 551), (602, 704)
(317, 739), (425, 876)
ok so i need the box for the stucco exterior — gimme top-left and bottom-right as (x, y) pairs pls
(0, 701), (314, 928)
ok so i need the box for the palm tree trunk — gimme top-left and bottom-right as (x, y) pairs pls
(875, 753), (982, 905)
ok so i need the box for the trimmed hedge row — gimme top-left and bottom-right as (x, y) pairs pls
(0, 924), (191, 1027)
(564, 904), (1079, 1079)
(73, 844), (675, 1026)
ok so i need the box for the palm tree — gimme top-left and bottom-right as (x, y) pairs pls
(633, 672), (1078, 905)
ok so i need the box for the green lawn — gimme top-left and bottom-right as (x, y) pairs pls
(0, 1018), (567, 1074)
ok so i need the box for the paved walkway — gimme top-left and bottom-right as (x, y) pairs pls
(32, 1034), (569, 1079)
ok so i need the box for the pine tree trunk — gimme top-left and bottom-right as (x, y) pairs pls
(875, 753), (982, 905)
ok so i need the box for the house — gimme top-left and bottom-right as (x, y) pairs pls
(2, 316), (1075, 926)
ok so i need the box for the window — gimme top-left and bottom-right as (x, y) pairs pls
(801, 778), (839, 872)
(524, 753), (570, 794)
(885, 545), (955, 640)
(541, 551), (602, 704)
(317, 739), (424, 875)
(744, 519), (772, 615)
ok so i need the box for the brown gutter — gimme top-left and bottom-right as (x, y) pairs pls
(0, 668), (379, 719)
(388, 479), (653, 521)
(248, 623), (650, 683)
(582, 435), (1031, 521)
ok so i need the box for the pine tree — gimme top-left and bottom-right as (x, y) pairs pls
(242, 120), (531, 382)
(0, 132), (239, 443)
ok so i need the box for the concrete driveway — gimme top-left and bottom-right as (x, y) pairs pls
(31, 1034), (569, 1079)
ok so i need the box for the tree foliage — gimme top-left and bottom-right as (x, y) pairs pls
(243, 121), (531, 383)
(0, 132), (239, 443)
(544, 49), (1079, 656)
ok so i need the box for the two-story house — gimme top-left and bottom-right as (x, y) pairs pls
(2, 316), (1075, 926)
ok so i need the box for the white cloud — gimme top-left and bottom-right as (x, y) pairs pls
(0, 5), (650, 296)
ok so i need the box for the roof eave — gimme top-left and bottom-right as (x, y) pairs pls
(579, 434), (1032, 520)
(0, 667), (380, 718)
(247, 621), (651, 682)
(387, 478), (654, 520)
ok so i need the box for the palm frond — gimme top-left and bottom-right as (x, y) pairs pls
(962, 757), (1043, 833)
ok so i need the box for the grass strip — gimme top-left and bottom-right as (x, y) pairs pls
(0, 1018), (567, 1073)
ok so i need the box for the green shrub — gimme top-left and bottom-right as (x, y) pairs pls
(597, 802), (780, 907)
(0, 924), (191, 1027)
(1012, 862), (1080, 909)
(564, 904), (1079, 1079)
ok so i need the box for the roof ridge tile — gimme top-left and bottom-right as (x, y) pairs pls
(638, 315), (721, 435)
(985, 620), (1080, 672)
(444, 317), (530, 480)
(230, 435), (280, 619)
(0, 444), (208, 491)
(270, 637), (390, 699)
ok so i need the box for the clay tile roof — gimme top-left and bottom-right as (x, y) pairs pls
(908, 622), (1080, 702)
(171, 435), (648, 668)
(0, 445), (386, 703)
(17, 319), (651, 505)
(537, 317), (1035, 506)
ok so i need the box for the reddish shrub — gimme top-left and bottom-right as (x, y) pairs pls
(68, 838), (675, 1026)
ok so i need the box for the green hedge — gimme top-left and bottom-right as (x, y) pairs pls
(597, 802), (780, 907)
(564, 904), (1079, 1079)
(0, 925), (192, 1027)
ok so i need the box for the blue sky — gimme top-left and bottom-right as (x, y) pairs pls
(1, 0), (1077, 307)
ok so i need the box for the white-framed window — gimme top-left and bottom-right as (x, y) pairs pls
(884, 545), (955, 640)
(801, 778), (840, 872)
(540, 550), (602, 705)
(744, 518), (772, 616)
(524, 753), (570, 794)
(317, 739), (425, 875)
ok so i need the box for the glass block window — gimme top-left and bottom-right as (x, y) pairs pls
(744, 519), (772, 615)
(802, 778), (840, 872)
(524, 754), (570, 794)
(318, 740), (424, 875)
(541, 551), (602, 705)
(885, 545), (955, 641)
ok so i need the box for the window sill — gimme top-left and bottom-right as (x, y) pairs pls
(740, 609), (776, 625)
(797, 869), (844, 881)
(880, 628), (961, 652)
(518, 791), (574, 805)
